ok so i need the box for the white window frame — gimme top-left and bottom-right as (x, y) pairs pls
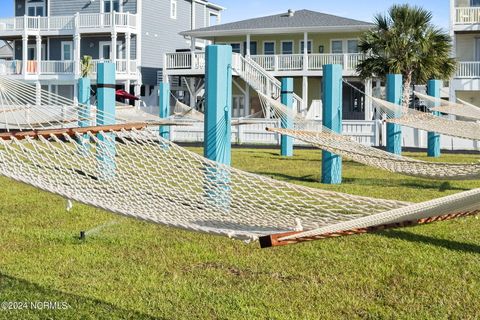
(99, 40), (124, 60)
(170, 0), (178, 19)
(27, 43), (46, 60)
(280, 40), (294, 55)
(101, 0), (123, 13)
(330, 38), (360, 54)
(25, 0), (46, 17)
(208, 11), (220, 26)
(346, 39), (360, 54)
(99, 41), (112, 60)
(61, 41), (73, 61)
(331, 39), (344, 54)
(299, 40), (313, 54)
(263, 41), (276, 55)
(228, 42), (242, 54)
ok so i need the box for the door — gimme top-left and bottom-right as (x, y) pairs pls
(61, 42), (73, 61)
(27, 1), (45, 17)
(476, 38), (480, 61)
(99, 42), (111, 60)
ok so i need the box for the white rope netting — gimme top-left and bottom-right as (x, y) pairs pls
(0, 77), (478, 243)
(257, 92), (480, 180)
(413, 91), (480, 121)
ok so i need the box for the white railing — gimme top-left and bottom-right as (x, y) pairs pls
(0, 60), (22, 75)
(39, 60), (74, 74)
(249, 53), (364, 72)
(308, 54), (344, 70)
(234, 54), (303, 108)
(455, 7), (480, 24)
(165, 52), (206, 69)
(0, 12), (137, 33)
(91, 59), (138, 76)
(277, 54), (304, 71)
(455, 61), (480, 78)
(250, 55), (275, 71)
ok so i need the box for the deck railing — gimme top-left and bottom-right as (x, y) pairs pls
(165, 52), (205, 69)
(455, 7), (480, 24)
(455, 61), (480, 78)
(164, 53), (365, 73)
(0, 59), (137, 77)
(0, 12), (137, 33)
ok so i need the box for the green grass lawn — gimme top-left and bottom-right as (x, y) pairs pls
(0, 147), (479, 319)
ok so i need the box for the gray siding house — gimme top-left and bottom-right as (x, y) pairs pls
(0, 0), (223, 101)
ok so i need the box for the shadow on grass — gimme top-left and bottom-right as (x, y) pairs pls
(255, 172), (318, 183)
(377, 230), (480, 254)
(342, 178), (469, 192)
(0, 272), (162, 319)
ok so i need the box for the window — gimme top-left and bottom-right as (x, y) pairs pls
(347, 40), (359, 53)
(281, 41), (293, 55)
(243, 41), (257, 55)
(103, 0), (121, 13)
(230, 43), (241, 54)
(472, 0), (480, 7)
(61, 42), (73, 61)
(300, 40), (312, 54)
(170, 0), (177, 19)
(331, 40), (343, 54)
(26, 0), (45, 17)
(264, 42), (275, 55)
(209, 12), (219, 26)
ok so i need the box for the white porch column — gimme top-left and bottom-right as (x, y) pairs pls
(74, 33), (81, 77)
(35, 81), (41, 106)
(111, 32), (117, 63)
(246, 34), (251, 57)
(126, 32), (131, 75)
(191, 37), (196, 70)
(125, 80), (131, 105)
(303, 31), (308, 71)
(36, 35), (41, 75)
(134, 82), (141, 108)
(245, 83), (250, 117)
(302, 76), (308, 111)
(22, 34), (28, 75)
(189, 77), (196, 108)
(364, 78), (373, 120)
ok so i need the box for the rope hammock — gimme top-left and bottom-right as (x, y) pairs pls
(0, 77), (478, 247)
(413, 91), (480, 121)
(370, 96), (480, 141)
(257, 92), (480, 180)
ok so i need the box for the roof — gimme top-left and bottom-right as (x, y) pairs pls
(0, 42), (13, 59)
(181, 9), (373, 38)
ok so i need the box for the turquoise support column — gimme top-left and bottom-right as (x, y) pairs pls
(77, 77), (91, 152)
(321, 64), (342, 185)
(158, 82), (170, 140)
(386, 74), (402, 155)
(96, 62), (116, 179)
(204, 45), (232, 165)
(204, 45), (232, 208)
(280, 77), (294, 157)
(78, 77), (91, 127)
(427, 79), (441, 157)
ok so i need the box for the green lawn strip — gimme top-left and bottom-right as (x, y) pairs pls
(0, 148), (479, 319)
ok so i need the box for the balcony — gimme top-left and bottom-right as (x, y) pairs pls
(455, 61), (480, 78)
(453, 7), (480, 31)
(0, 12), (138, 36)
(0, 59), (138, 81)
(164, 52), (364, 76)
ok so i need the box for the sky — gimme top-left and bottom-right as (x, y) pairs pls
(0, 0), (450, 29)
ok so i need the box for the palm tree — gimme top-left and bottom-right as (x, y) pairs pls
(80, 55), (93, 78)
(357, 4), (456, 108)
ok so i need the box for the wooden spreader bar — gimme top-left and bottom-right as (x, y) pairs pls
(259, 211), (479, 248)
(0, 122), (151, 141)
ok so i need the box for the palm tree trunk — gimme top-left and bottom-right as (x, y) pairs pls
(402, 71), (413, 112)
